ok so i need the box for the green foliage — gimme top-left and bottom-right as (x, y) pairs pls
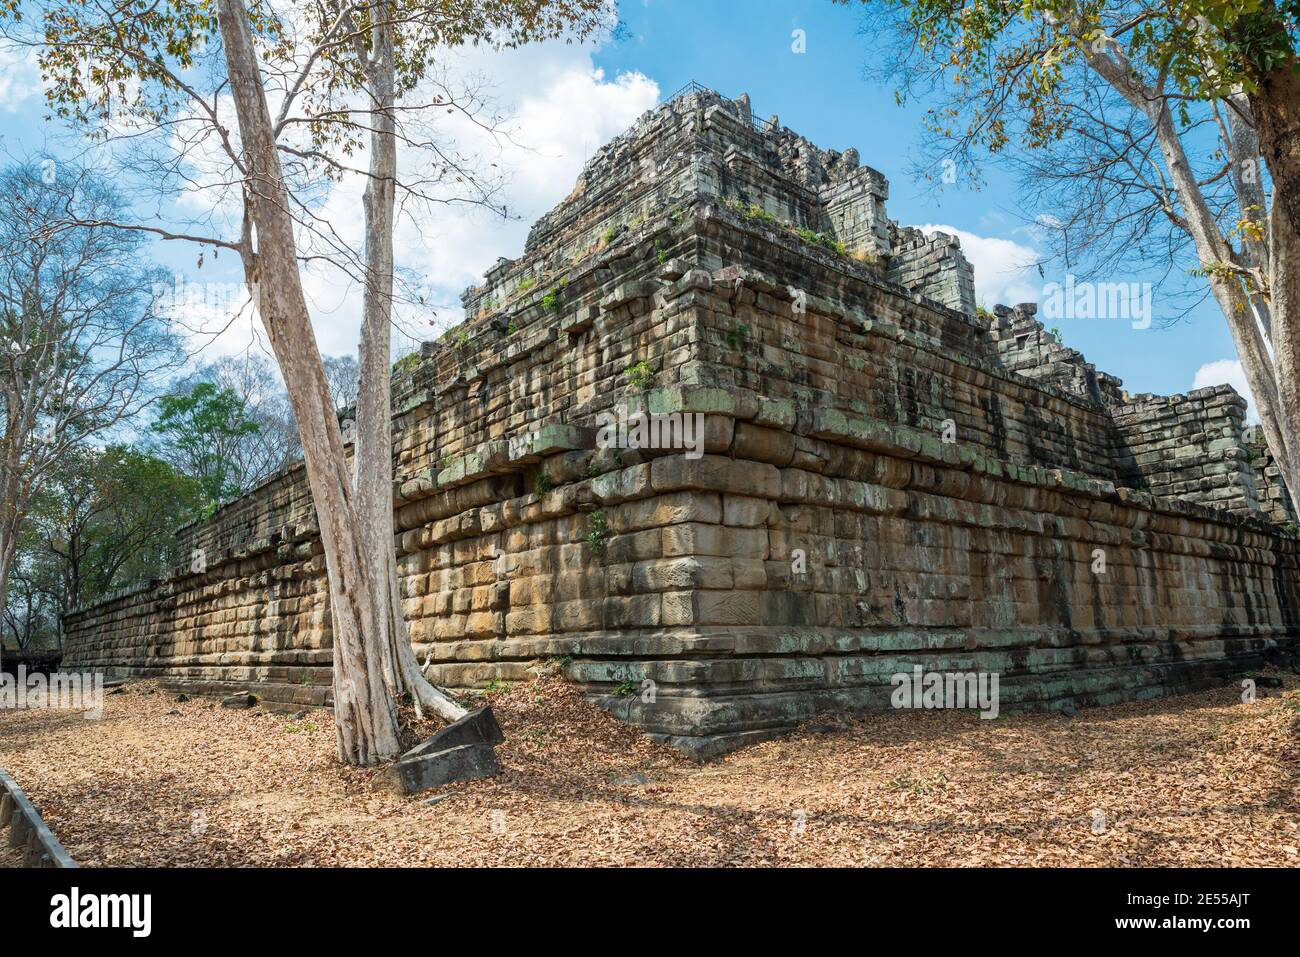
(533, 473), (554, 497)
(794, 226), (848, 256)
(656, 241), (668, 264)
(586, 508), (609, 557)
(150, 382), (260, 512)
(624, 360), (654, 392)
(843, 0), (1296, 161)
(725, 323), (751, 350)
(732, 200), (780, 226)
(14, 444), (203, 641)
(392, 352), (421, 376)
(613, 680), (637, 697)
(542, 287), (562, 313)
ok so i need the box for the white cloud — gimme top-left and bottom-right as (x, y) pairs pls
(916, 224), (1042, 309)
(1193, 359), (1256, 422)
(0, 46), (39, 113)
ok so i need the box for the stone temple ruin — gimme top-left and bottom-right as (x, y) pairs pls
(63, 85), (1300, 757)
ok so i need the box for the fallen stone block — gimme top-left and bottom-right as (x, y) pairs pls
(402, 707), (504, 760)
(221, 692), (257, 709)
(381, 743), (500, 796)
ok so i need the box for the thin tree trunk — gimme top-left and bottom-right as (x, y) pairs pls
(215, 0), (402, 765)
(355, 3), (465, 723)
(0, 525), (15, 666)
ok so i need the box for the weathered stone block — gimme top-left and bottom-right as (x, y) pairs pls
(380, 743), (500, 796)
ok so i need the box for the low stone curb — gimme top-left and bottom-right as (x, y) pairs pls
(0, 766), (76, 869)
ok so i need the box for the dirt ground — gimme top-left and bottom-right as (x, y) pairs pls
(0, 672), (1297, 867)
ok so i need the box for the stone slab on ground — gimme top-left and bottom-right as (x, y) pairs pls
(402, 707), (504, 760)
(380, 742), (500, 796)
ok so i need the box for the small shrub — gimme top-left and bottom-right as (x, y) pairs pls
(795, 226), (847, 256)
(734, 200), (779, 226)
(624, 360), (653, 392)
(586, 508), (609, 557)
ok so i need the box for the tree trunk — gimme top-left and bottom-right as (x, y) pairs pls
(0, 525), (15, 666)
(354, 4), (466, 723)
(1084, 39), (1300, 502)
(215, 0), (402, 765)
(1240, 20), (1300, 503)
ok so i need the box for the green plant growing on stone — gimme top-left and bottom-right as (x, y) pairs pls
(613, 680), (637, 697)
(586, 508), (609, 557)
(735, 200), (779, 226)
(656, 241), (668, 264)
(795, 225), (847, 256)
(533, 473), (554, 497)
(726, 323), (751, 350)
(517, 276), (536, 293)
(602, 224), (618, 244)
(456, 330), (470, 349)
(543, 288), (561, 313)
(507, 319), (519, 335)
(392, 351), (421, 377)
(625, 360), (654, 392)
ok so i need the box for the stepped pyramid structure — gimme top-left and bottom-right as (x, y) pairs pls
(64, 86), (1300, 757)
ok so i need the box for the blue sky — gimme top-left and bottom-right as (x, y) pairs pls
(0, 0), (1249, 407)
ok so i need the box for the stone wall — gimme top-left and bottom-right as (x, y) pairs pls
(1245, 425), (1296, 526)
(1110, 386), (1258, 514)
(61, 86), (1300, 756)
(886, 226), (977, 315)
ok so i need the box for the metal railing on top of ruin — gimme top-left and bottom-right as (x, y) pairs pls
(663, 80), (773, 133)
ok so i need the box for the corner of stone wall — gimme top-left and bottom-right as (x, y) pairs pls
(885, 226), (976, 315)
(1243, 425), (1298, 525)
(1107, 384), (1260, 514)
(981, 303), (1124, 406)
